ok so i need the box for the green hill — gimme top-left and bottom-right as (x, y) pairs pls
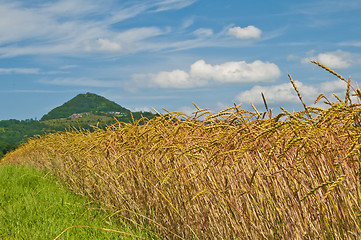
(1, 93), (155, 158)
(41, 92), (131, 120)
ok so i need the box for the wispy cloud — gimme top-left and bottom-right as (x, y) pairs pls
(0, 68), (39, 74)
(288, 0), (361, 16)
(193, 28), (214, 38)
(38, 77), (123, 88)
(339, 41), (361, 47)
(0, 89), (77, 93)
(149, 0), (197, 12)
(181, 16), (195, 29)
(0, 0), (197, 57)
(0, 0), (281, 58)
(96, 38), (122, 52)
(59, 65), (78, 70)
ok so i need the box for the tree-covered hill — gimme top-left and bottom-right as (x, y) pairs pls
(0, 119), (51, 158)
(1, 92), (156, 158)
(41, 92), (131, 120)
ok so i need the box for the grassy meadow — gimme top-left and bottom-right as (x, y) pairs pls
(0, 164), (152, 239)
(2, 61), (361, 239)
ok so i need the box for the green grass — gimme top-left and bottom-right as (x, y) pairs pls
(0, 164), (152, 240)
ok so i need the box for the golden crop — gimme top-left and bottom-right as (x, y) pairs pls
(2, 61), (361, 239)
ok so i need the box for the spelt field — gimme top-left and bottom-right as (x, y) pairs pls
(2, 61), (361, 239)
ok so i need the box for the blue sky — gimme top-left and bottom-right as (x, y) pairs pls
(1, 0), (361, 120)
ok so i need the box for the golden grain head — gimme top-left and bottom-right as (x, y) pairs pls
(2, 63), (360, 239)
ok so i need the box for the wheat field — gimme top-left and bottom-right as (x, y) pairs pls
(2, 61), (361, 239)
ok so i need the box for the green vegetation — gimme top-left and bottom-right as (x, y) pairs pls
(0, 140), (17, 159)
(0, 164), (151, 239)
(0, 119), (50, 158)
(0, 92), (155, 159)
(43, 111), (155, 130)
(41, 92), (131, 120)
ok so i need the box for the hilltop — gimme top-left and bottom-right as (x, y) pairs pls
(41, 92), (131, 121)
(0, 93), (155, 158)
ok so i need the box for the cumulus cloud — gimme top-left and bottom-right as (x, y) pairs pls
(133, 70), (196, 88)
(176, 106), (195, 116)
(228, 26), (262, 40)
(319, 79), (348, 93)
(236, 81), (317, 105)
(304, 50), (353, 69)
(317, 51), (352, 68)
(132, 59), (281, 88)
(235, 79), (352, 107)
(190, 60), (280, 83)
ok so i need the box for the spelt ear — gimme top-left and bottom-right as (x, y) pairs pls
(261, 92), (269, 112)
(356, 88), (361, 101)
(311, 60), (347, 82)
(288, 73), (312, 119)
(314, 94), (324, 104)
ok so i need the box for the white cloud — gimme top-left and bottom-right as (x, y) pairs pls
(0, 89), (74, 93)
(190, 60), (280, 83)
(0, 68), (39, 74)
(177, 106), (198, 116)
(59, 65), (78, 70)
(0, 1), (194, 57)
(0, 1), (270, 58)
(235, 79), (354, 107)
(97, 38), (122, 52)
(42, 0), (100, 16)
(287, 54), (300, 62)
(319, 79), (348, 93)
(82, 27), (166, 53)
(339, 41), (361, 47)
(116, 27), (166, 42)
(0, 2), (52, 45)
(228, 26), (262, 40)
(317, 51), (352, 68)
(39, 77), (123, 88)
(236, 81), (318, 105)
(303, 50), (353, 69)
(193, 28), (214, 37)
(182, 17), (194, 29)
(132, 106), (153, 112)
(133, 70), (198, 88)
(132, 59), (281, 88)
(150, 0), (198, 12)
